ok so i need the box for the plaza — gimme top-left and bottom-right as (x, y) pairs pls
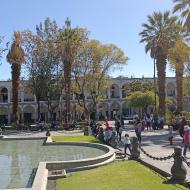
(0, 0), (190, 189)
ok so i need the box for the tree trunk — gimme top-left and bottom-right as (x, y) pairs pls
(36, 98), (41, 121)
(156, 57), (166, 117)
(11, 64), (21, 124)
(63, 44), (72, 127)
(176, 64), (184, 113)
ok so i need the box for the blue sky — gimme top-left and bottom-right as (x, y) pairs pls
(0, 0), (175, 80)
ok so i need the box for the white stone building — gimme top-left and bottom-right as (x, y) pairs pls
(0, 77), (187, 124)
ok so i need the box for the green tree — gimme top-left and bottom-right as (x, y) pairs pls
(173, 0), (190, 32)
(7, 31), (25, 124)
(72, 40), (128, 119)
(22, 18), (62, 122)
(139, 11), (179, 116)
(127, 91), (156, 113)
(168, 38), (190, 112)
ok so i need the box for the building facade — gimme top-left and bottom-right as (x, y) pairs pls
(0, 77), (187, 124)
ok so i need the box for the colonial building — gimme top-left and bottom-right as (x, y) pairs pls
(0, 77), (186, 124)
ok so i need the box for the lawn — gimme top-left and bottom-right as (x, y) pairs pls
(55, 161), (187, 190)
(52, 135), (101, 143)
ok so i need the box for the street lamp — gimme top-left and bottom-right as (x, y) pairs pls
(153, 39), (157, 113)
(153, 55), (157, 113)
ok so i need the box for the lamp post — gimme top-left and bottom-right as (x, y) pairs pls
(153, 56), (157, 113)
(153, 39), (157, 114)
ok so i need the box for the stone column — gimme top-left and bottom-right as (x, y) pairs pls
(119, 85), (122, 99)
(34, 95), (37, 103)
(107, 88), (110, 99)
(7, 104), (11, 124)
(34, 107), (38, 122)
(130, 137), (140, 160)
(171, 147), (187, 182)
(21, 107), (24, 123)
(21, 89), (24, 103)
(8, 89), (11, 103)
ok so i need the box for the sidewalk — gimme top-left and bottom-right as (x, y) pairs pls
(112, 122), (190, 181)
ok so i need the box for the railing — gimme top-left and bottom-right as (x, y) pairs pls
(24, 98), (35, 102)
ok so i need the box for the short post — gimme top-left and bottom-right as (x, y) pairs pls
(171, 147), (187, 182)
(130, 137), (140, 160)
(46, 128), (51, 137)
(84, 126), (89, 136)
(109, 131), (117, 148)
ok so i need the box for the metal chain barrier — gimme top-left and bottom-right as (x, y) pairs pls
(139, 146), (174, 161)
(182, 156), (190, 168)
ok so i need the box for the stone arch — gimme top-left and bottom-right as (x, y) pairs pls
(122, 101), (131, 116)
(40, 104), (48, 122)
(23, 105), (35, 123)
(0, 106), (8, 124)
(23, 88), (34, 102)
(166, 82), (175, 97)
(98, 102), (109, 120)
(110, 84), (120, 98)
(110, 102), (121, 119)
(0, 87), (8, 103)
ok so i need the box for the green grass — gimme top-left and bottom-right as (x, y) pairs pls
(56, 161), (187, 190)
(52, 135), (101, 143)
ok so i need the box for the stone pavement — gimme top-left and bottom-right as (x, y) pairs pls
(108, 121), (190, 181)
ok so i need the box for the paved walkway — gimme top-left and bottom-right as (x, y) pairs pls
(3, 122), (190, 181)
(108, 121), (190, 181)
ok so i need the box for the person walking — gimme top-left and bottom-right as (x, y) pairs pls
(146, 115), (151, 131)
(135, 120), (143, 144)
(118, 126), (122, 141)
(168, 126), (174, 145)
(183, 125), (190, 157)
(115, 118), (121, 137)
(123, 133), (131, 155)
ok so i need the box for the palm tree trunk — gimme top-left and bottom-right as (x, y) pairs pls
(11, 64), (21, 124)
(176, 64), (184, 113)
(63, 45), (72, 127)
(156, 57), (166, 117)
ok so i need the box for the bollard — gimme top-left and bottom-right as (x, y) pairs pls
(98, 128), (104, 142)
(171, 147), (187, 182)
(46, 129), (51, 137)
(109, 131), (117, 148)
(84, 126), (89, 136)
(130, 137), (140, 160)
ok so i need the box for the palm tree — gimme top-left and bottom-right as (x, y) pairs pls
(168, 39), (190, 112)
(7, 32), (25, 124)
(173, 0), (190, 32)
(58, 18), (88, 126)
(139, 11), (179, 116)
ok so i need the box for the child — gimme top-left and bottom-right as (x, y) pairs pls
(183, 125), (190, 157)
(123, 133), (131, 155)
(168, 126), (174, 145)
